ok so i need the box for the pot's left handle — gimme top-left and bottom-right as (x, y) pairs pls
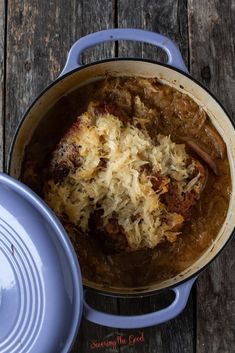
(60, 28), (188, 77)
(83, 277), (196, 329)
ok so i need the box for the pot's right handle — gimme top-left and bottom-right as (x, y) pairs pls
(84, 277), (196, 329)
(60, 28), (189, 76)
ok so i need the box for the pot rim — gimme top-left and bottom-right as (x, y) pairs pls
(8, 57), (235, 297)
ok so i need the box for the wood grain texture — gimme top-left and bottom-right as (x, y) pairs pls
(0, 0), (5, 171)
(117, 1), (194, 353)
(188, 1), (235, 352)
(188, 0), (235, 119)
(118, 0), (189, 65)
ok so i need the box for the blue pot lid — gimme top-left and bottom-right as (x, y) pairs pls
(0, 173), (83, 353)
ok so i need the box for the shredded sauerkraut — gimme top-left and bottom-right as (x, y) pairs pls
(44, 102), (200, 250)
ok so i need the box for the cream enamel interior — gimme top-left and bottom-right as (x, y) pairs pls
(9, 60), (235, 294)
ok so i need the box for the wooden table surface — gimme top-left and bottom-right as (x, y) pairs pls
(0, 1), (234, 352)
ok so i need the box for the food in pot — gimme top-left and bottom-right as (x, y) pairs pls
(21, 76), (231, 289)
(44, 101), (206, 251)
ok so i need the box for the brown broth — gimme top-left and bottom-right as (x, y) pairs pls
(21, 76), (231, 289)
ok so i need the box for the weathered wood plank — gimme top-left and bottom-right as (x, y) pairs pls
(80, 0), (116, 65)
(0, 0), (5, 171)
(188, 1), (235, 352)
(188, 0), (235, 119)
(117, 1), (194, 353)
(118, 0), (189, 65)
(6, 1), (117, 352)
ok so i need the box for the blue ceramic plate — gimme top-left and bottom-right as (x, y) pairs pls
(0, 173), (82, 353)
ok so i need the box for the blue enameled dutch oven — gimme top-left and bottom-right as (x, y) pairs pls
(1, 29), (235, 352)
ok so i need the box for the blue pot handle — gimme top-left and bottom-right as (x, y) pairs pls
(84, 277), (196, 328)
(60, 28), (188, 76)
